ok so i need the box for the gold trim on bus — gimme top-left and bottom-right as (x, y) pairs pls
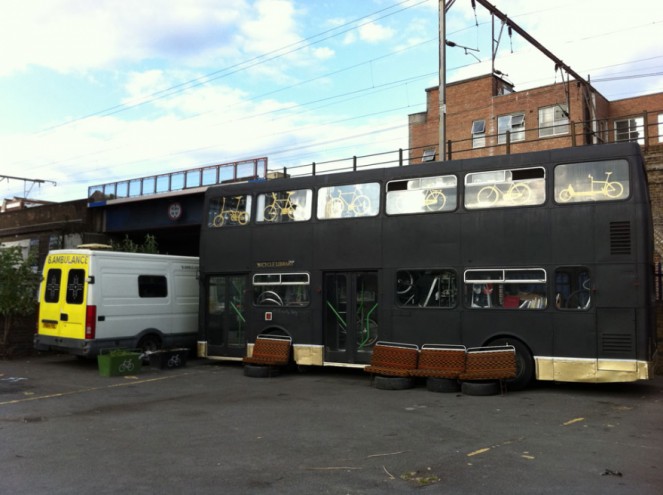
(535, 356), (654, 383)
(197, 341), (208, 358)
(197, 341), (245, 361)
(293, 344), (324, 366)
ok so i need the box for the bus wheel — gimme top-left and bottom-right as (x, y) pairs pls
(487, 338), (534, 391)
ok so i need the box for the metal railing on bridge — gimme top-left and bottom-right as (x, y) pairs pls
(87, 157), (268, 205)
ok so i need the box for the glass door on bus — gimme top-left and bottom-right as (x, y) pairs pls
(205, 275), (249, 358)
(323, 272), (378, 364)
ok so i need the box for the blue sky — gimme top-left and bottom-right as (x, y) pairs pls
(1, 0), (661, 202)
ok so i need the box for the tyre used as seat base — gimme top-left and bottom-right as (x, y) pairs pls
(461, 380), (500, 396)
(426, 377), (460, 393)
(374, 375), (415, 390)
(243, 364), (281, 378)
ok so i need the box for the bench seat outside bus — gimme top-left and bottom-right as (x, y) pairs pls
(243, 335), (292, 366)
(363, 341), (419, 377)
(458, 345), (517, 382)
(409, 344), (467, 379)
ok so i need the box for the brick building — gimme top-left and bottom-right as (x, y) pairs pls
(408, 73), (663, 161)
(408, 73), (663, 252)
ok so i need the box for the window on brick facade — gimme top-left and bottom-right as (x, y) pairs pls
(497, 113), (525, 144)
(422, 148), (436, 162)
(615, 116), (644, 144)
(658, 114), (663, 143)
(471, 120), (486, 148)
(539, 104), (569, 137)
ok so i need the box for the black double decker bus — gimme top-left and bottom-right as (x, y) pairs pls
(197, 142), (656, 389)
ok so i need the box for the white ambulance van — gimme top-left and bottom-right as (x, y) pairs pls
(34, 249), (199, 358)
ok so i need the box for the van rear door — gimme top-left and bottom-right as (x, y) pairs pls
(38, 255), (89, 340)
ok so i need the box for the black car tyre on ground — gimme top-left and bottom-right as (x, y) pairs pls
(374, 375), (415, 390)
(426, 377), (460, 393)
(461, 380), (500, 396)
(243, 364), (281, 378)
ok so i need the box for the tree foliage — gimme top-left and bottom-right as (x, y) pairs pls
(0, 246), (40, 345)
(111, 234), (159, 254)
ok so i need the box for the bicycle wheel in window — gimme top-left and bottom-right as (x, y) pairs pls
(351, 195), (371, 216)
(508, 183), (532, 204)
(357, 318), (378, 348)
(264, 205), (279, 222)
(477, 186), (499, 205)
(424, 190), (447, 211)
(605, 181), (624, 198)
(212, 214), (225, 227)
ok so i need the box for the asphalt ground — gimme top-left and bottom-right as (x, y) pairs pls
(1, 353), (662, 495)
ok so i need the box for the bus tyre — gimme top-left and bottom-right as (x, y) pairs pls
(374, 375), (415, 390)
(426, 377), (460, 393)
(243, 364), (280, 378)
(461, 380), (500, 396)
(488, 338), (534, 391)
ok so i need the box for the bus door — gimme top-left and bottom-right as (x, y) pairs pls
(205, 274), (249, 358)
(552, 267), (597, 379)
(323, 272), (378, 364)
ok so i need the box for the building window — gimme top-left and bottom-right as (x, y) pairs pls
(615, 116), (644, 144)
(421, 148), (436, 162)
(539, 104), (569, 137)
(471, 120), (486, 148)
(658, 114), (663, 143)
(497, 113), (525, 144)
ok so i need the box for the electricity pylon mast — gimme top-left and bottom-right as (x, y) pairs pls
(0, 175), (57, 200)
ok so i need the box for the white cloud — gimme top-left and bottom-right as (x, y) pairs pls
(0, 0), (249, 75)
(312, 47), (335, 60)
(358, 22), (394, 44)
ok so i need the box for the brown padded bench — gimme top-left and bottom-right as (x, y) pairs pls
(364, 341), (419, 377)
(243, 335), (292, 366)
(458, 345), (517, 381)
(409, 344), (466, 379)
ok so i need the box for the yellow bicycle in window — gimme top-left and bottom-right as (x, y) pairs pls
(558, 172), (624, 202)
(264, 191), (297, 222)
(212, 196), (248, 227)
(476, 182), (532, 206)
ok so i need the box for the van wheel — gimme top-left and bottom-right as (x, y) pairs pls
(138, 335), (161, 353)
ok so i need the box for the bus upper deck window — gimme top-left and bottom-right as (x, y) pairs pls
(464, 167), (546, 210)
(555, 159), (629, 204)
(317, 183), (380, 219)
(386, 175), (457, 215)
(256, 189), (313, 223)
(208, 195), (252, 227)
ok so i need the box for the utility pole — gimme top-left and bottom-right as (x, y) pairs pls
(438, 0), (446, 161)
